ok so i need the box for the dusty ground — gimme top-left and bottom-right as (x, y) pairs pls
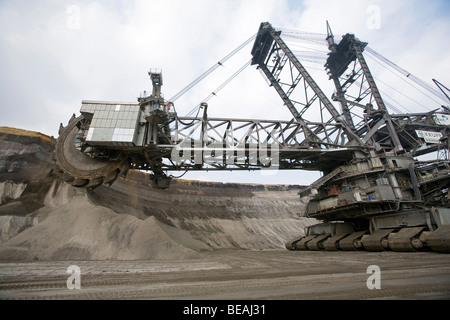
(1, 250), (450, 300)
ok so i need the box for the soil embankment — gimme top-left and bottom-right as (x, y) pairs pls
(0, 127), (316, 261)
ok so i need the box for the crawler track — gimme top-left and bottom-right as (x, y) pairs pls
(286, 226), (450, 253)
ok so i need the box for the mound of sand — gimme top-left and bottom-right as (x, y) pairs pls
(0, 181), (200, 260)
(0, 127), (317, 261)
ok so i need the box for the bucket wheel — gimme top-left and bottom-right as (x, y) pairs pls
(55, 114), (129, 189)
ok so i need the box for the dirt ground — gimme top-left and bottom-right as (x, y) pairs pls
(1, 249), (450, 301)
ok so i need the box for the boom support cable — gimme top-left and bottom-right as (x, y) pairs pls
(169, 34), (256, 103)
(200, 60), (252, 105)
(366, 46), (449, 104)
(172, 60), (252, 126)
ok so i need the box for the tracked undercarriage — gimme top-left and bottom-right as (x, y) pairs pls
(286, 154), (450, 253)
(54, 22), (450, 252)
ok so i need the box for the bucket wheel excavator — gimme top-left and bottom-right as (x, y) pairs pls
(55, 22), (450, 252)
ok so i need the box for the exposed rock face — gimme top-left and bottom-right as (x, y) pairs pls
(0, 127), (316, 261)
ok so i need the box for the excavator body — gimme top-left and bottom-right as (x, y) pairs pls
(55, 22), (450, 252)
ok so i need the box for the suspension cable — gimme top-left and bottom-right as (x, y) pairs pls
(172, 60), (252, 126)
(169, 34), (256, 103)
(169, 170), (189, 179)
(366, 46), (448, 104)
(201, 60), (252, 104)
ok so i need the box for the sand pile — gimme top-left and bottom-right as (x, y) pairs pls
(0, 181), (200, 260)
(0, 178), (315, 261)
(0, 127), (317, 261)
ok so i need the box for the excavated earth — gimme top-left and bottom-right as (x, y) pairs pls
(1, 126), (450, 302)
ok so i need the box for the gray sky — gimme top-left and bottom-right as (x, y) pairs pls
(1, 0), (449, 185)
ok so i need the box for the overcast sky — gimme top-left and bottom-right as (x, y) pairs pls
(1, 0), (449, 185)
